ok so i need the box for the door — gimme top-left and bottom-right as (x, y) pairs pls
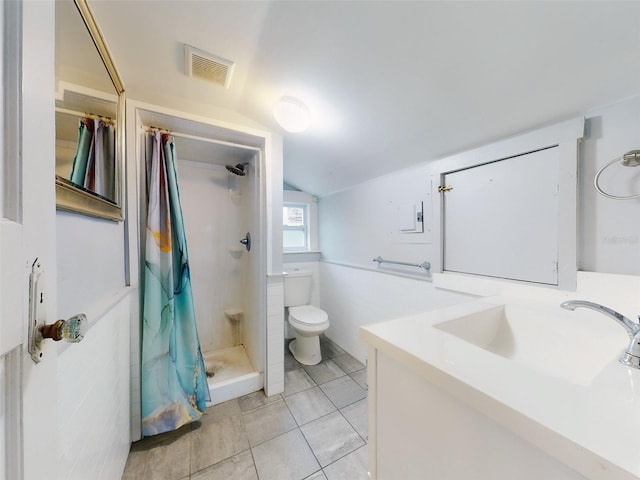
(2, 3), (60, 479)
(1, 2), (23, 478)
(443, 147), (560, 285)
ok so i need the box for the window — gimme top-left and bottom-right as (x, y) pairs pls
(283, 203), (308, 251)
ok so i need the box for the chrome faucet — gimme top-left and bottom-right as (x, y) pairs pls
(560, 300), (640, 369)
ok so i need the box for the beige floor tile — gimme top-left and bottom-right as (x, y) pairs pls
(319, 337), (345, 359)
(341, 398), (368, 441)
(300, 411), (364, 468)
(142, 430), (191, 480)
(191, 450), (257, 480)
(320, 376), (366, 409)
(285, 343), (304, 372)
(303, 360), (346, 385)
(199, 398), (242, 425)
(331, 354), (365, 374)
(284, 387), (336, 425)
(238, 389), (282, 413)
(190, 414), (249, 473)
(284, 368), (316, 396)
(252, 429), (320, 480)
(243, 399), (298, 446)
(349, 369), (368, 390)
(323, 445), (369, 480)
(121, 448), (148, 480)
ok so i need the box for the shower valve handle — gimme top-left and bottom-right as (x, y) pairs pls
(240, 232), (251, 252)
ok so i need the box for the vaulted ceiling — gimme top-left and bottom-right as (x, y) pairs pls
(89, 1), (640, 197)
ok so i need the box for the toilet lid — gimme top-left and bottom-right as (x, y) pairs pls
(289, 305), (328, 325)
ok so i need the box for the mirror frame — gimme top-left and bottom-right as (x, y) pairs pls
(55, 0), (125, 222)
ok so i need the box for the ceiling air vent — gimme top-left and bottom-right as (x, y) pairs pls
(184, 44), (234, 88)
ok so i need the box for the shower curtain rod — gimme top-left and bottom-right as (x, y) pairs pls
(143, 126), (261, 153)
(55, 107), (115, 125)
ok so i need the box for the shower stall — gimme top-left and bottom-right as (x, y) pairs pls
(178, 147), (263, 403)
(137, 110), (266, 406)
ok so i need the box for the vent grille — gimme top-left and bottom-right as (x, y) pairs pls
(184, 45), (234, 88)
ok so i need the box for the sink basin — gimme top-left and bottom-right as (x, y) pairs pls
(434, 303), (626, 385)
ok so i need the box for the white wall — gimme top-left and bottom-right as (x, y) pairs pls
(321, 263), (473, 363)
(318, 96), (640, 361)
(56, 213), (126, 319)
(56, 293), (132, 480)
(579, 96), (640, 274)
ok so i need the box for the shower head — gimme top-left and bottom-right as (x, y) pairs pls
(225, 163), (248, 176)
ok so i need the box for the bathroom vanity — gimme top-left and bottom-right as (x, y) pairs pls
(361, 292), (640, 480)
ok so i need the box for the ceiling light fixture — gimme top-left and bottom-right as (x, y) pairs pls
(273, 97), (310, 133)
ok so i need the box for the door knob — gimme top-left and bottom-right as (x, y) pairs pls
(29, 313), (88, 363)
(40, 313), (88, 343)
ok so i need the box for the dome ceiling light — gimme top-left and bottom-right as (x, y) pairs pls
(273, 97), (310, 133)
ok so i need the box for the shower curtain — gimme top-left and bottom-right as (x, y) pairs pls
(69, 117), (115, 199)
(141, 130), (210, 436)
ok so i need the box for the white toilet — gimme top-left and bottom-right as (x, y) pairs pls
(284, 269), (329, 365)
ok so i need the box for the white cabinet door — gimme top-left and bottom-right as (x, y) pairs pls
(443, 147), (560, 285)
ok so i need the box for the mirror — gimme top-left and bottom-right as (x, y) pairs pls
(55, 0), (125, 221)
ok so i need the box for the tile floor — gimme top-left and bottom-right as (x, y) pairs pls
(122, 336), (369, 480)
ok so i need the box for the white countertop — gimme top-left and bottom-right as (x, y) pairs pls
(361, 295), (640, 480)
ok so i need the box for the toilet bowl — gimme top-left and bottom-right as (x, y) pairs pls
(288, 305), (329, 365)
(284, 269), (330, 365)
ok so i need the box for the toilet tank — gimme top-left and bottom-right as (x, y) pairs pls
(284, 269), (313, 307)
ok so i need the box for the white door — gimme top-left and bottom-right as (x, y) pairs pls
(1, 3), (22, 478)
(2, 3), (60, 479)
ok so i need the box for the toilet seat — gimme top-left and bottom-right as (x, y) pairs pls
(288, 305), (328, 326)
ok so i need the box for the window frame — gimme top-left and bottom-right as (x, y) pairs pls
(283, 202), (310, 252)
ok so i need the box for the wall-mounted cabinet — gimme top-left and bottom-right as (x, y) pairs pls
(432, 117), (584, 290)
(443, 147), (560, 285)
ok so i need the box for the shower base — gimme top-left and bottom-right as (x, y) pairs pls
(202, 345), (262, 406)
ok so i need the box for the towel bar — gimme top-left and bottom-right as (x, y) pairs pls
(373, 256), (430, 271)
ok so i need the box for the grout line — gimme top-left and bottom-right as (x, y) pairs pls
(338, 399), (368, 445)
(319, 442), (368, 473)
(246, 447), (260, 480)
(243, 398), (299, 449)
(277, 395), (327, 478)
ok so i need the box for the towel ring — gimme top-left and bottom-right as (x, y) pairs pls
(593, 150), (640, 200)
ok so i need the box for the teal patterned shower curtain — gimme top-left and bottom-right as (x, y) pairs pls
(141, 131), (210, 436)
(69, 117), (115, 199)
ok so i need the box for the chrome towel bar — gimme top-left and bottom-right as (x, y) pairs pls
(373, 256), (431, 271)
